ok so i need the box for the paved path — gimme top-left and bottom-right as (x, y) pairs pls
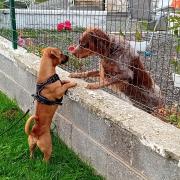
(30, 0), (69, 10)
(30, 0), (101, 10)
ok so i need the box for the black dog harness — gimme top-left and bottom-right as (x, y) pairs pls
(32, 74), (64, 105)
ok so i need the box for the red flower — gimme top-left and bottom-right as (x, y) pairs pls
(64, 20), (72, 30)
(57, 23), (64, 32)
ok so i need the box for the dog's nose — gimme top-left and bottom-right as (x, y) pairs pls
(61, 55), (69, 64)
(65, 55), (69, 61)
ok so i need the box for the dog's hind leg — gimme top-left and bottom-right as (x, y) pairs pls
(28, 135), (37, 159)
(37, 132), (52, 162)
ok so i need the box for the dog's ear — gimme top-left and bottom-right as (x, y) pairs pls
(50, 49), (60, 59)
(88, 31), (95, 39)
(89, 30), (110, 56)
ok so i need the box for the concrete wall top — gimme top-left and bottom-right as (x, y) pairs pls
(0, 36), (180, 165)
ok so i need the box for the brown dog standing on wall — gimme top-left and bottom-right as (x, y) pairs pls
(25, 47), (77, 162)
(69, 28), (164, 112)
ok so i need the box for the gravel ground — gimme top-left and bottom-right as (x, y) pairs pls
(141, 33), (179, 107)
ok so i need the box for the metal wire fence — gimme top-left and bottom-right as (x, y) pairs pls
(0, 0), (180, 126)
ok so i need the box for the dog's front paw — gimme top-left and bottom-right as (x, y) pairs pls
(86, 83), (100, 89)
(70, 82), (77, 87)
(69, 73), (79, 78)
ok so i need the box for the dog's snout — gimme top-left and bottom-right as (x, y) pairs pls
(71, 46), (80, 57)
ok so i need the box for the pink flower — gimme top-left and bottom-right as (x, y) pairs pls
(18, 37), (25, 47)
(57, 23), (65, 32)
(64, 20), (72, 30)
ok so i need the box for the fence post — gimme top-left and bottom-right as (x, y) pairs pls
(9, 0), (17, 49)
(102, 0), (105, 11)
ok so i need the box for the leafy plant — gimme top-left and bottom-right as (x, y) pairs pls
(72, 26), (86, 32)
(0, 0), (4, 9)
(135, 30), (143, 42)
(169, 12), (180, 74)
(17, 29), (38, 38)
(119, 30), (125, 37)
(26, 44), (47, 56)
(169, 12), (180, 37)
(139, 21), (149, 31)
(167, 113), (180, 127)
(35, 0), (47, 3)
(156, 106), (180, 128)
(166, 106), (180, 127)
(171, 57), (180, 74)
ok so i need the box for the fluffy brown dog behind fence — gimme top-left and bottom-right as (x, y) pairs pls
(68, 28), (164, 112)
(25, 47), (77, 162)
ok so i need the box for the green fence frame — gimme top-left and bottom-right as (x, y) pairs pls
(9, 0), (17, 49)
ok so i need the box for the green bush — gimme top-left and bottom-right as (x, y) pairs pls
(169, 12), (180, 74)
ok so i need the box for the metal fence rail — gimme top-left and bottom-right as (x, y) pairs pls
(0, 0), (180, 126)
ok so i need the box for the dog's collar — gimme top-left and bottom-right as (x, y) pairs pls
(32, 74), (64, 106)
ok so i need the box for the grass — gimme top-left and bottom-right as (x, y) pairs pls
(0, 0), (4, 9)
(155, 106), (180, 128)
(35, 0), (47, 3)
(0, 28), (84, 52)
(165, 106), (180, 128)
(167, 113), (180, 127)
(0, 91), (104, 180)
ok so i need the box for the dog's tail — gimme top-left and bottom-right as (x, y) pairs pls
(25, 115), (37, 135)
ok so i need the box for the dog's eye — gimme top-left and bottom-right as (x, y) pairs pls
(79, 41), (89, 48)
(80, 43), (88, 48)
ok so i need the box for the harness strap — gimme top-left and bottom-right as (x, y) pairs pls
(37, 74), (60, 89)
(32, 94), (63, 105)
(32, 74), (64, 105)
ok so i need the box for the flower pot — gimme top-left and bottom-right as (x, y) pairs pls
(129, 41), (148, 52)
(172, 73), (180, 88)
(171, 0), (180, 8)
